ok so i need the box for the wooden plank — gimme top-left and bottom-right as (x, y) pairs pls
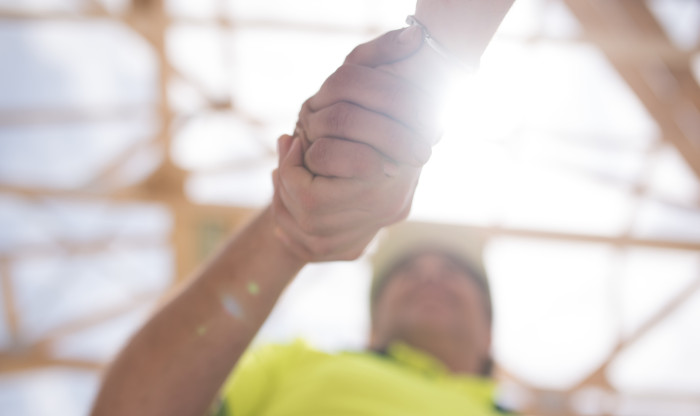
(30, 291), (160, 348)
(0, 213), (696, 265)
(0, 106), (153, 126)
(571, 274), (700, 391)
(0, 260), (20, 348)
(0, 10), (110, 21)
(4, 236), (166, 260)
(83, 139), (159, 191)
(473, 224), (700, 252)
(563, 0), (700, 179)
(0, 354), (103, 373)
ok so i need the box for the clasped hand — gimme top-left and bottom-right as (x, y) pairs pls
(272, 26), (441, 262)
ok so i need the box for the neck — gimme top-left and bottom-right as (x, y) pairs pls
(372, 331), (485, 376)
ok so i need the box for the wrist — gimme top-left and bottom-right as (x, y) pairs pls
(414, 0), (516, 64)
(259, 205), (309, 272)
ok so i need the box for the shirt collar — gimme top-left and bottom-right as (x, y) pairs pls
(384, 342), (497, 402)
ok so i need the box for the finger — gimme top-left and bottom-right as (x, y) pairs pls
(280, 135), (312, 189)
(277, 134), (293, 166)
(277, 180), (383, 237)
(308, 64), (441, 140)
(271, 184), (313, 261)
(272, 195), (381, 261)
(279, 158), (417, 231)
(304, 137), (385, 180)
(278, 136), (359, 217)
(300, 101), (432, 166)
(278, 136), (410, 222)
(344, 26), (424, 67)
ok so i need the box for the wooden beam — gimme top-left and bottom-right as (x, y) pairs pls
(172, 16), (383, 36)
(571, 274), (700, 391)
(0, 260), (20, 348)
(0, 353), (103, 373)
(537, 151), (700, 213)
(3, 236), (167, 260)
(473, 224), (700, 252)
(0, 202), (695, 264)
(563, 0), (700, 180)
(0, 10), (110, 21)
(0, 184), (142, 201)
(29, 291), (160, 349)
(82, 139), (159, 191)
(618, 276), (700, 354)
(0, 106), (153, 126)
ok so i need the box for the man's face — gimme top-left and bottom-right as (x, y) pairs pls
(371, 251), (491, 369)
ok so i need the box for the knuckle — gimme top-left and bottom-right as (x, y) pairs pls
(298, 100), (313, 131)
(344, 45), (363, 64)
(335, 64), (356, 81)
(324, 103), (352, 135)
(325, 65), (352, 93)
(299, 98), (312, 118)
(305, 140), (329, 169)
(328, 68), (344, 87)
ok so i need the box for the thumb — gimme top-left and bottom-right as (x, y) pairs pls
(344, 26), (423, 68)
(281, 134), (306, 171)
(277, 134), (294, 167)
(279, 134), (314, 191)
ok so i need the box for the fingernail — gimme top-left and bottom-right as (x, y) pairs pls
(398, 25), (422, 45)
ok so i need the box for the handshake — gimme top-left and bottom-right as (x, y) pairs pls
(270, 26), (444, 263)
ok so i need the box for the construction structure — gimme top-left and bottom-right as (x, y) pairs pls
(0, 0), (698, 414)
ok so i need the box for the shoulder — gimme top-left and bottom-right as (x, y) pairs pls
(213, 339), (326, 416)
(222, 338), (327, 394)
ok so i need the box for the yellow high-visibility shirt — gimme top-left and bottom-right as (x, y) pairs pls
(212, 339), (505, 416)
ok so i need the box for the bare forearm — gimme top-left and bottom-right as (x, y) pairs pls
(385, 0), (516, 96)
(91, 206), (305, 416)
(415, 0), (516, 62)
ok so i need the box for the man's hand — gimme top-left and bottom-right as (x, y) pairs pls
(272, 27), (441, 262)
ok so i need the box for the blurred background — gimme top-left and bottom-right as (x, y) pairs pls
(0, 0), (699, 415)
